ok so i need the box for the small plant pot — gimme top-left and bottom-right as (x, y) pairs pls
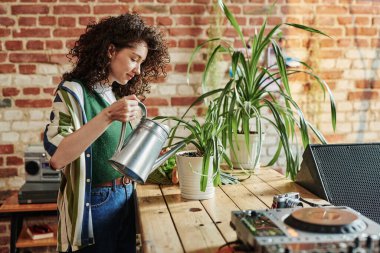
(175, 151), (215, 200)
(230, 133), (265, 170)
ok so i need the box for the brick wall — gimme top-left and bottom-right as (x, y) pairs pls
(1, 0), (380, 250)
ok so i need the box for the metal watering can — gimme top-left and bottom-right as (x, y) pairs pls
(109, 102), (185, 184)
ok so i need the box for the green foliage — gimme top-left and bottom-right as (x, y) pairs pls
(146, 155), (176, 185)
(155, 101), (232, 191)
(186, 0), (337, 180)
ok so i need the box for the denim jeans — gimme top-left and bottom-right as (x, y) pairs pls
(73, 183), (136, 253)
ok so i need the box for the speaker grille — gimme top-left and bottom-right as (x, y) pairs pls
(310, 143), (380, 223)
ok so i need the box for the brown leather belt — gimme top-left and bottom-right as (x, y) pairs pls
(93, 176), (131, 188)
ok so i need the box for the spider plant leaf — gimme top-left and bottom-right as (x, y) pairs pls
(267, 141), (283, 167)
(286, 23), (331, 38)
(187, 38), (221, 85)
(202, 44), (225, 93)
(271, 39), (290, 95)
(306, 121), (328, 144)
(218, 0), (246, 48)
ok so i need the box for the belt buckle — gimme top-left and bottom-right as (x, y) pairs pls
(122, 176), (129, 185)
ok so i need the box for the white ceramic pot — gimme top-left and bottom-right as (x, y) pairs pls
(175, 151), (215, 200)
(230, 133), (264, 170)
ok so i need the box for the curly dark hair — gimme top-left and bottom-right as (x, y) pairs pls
(63, 13), (170, 99)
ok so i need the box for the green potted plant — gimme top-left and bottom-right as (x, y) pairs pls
(186, 0), (337, 180)
(155, 101), (232, 199)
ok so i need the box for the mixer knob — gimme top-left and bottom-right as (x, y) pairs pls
(365, 236), (373, 249)
(249, 210), (257, 217)
(353, 237), (360, 248)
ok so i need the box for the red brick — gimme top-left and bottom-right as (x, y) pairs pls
(156, 17), (173, 26)
(355, 17), (370, 25)
(355, 39), (370, 48)
(2, 87), (20, 96)
(347, 91), (378, 101)
(18, 17), (36, 26)
(0, 29), (11, 37)
(19, 64), (36, 74)
(193, 63), (205, 72)
(337, 38), (351, 47)
(43, 88), (56, 95)
(53, 5), (90, 14)
(171, 5), (206, 14)
(46, 40), (63, 49)
(53, 76), (62, 84)
(169, 28), (203, 36)
(39, 16), (56, 26)
(175, 64), (187, 73)
(178, 39), (195, 48)
(13, 28), (50, 38)
(93, 5), (129, 14)
(26, 40), (44, 50)
(144, 97), (169, 106)
(65, 40), (76, 49)
(171, 96), (201, 106)
(11, 5), (49, 14)
(346, 27), (377, 36)
(0, 17), (16, 27)
(9, 53), (49, 63)
(0, 64), (16, 73)
(337, 16), (352, 25)
(132, 6), (167, 15)
(49, 54), (69, 64)
(23, 87), (40, 95)
(281, 6), (314, 15)
(194, 17), (208, 26)
(53, 28), (85, 37)
(175, 16), (192, 26)
(58, 17), (76, 27)
(5, 40), (23, 50)
(316, 5), (348, 14)
(15, 99), (52, 108)
(0, 145), (14, 154)
(318, 71), (343, 80)
(6, 156), (23, 166)
(79, 16), (96, 26)
(350, 6), (377, 14)
(147, 107), (159, 117)
(319, 50), (343, 59)
(355, 80), (380, 89)
(0, 168), (18, 178)
(325, 134), (346, 143)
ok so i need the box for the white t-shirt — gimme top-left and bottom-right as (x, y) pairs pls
(94, 84), (116, 105)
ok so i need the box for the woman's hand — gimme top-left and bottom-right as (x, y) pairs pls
(103, 95), (140, 123)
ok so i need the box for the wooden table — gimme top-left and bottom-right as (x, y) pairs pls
(0, 193), (57, 253)
(135, 168), (328, 253)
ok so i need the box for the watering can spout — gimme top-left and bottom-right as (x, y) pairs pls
(152, 141), (186, 171)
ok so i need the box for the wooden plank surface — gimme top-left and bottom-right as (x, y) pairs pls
(137, 168), (325, 253)
(136, 184), (183, 253)
(0, 192), (57, 213)
(16, 224), (57, 248)
(200, 187), (239, 243)
(161, 185), (226, 253)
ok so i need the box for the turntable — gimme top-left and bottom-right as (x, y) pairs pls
(230, 206), (380, 252)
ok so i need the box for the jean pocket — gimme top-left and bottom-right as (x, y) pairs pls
(91, 188), (111, 208)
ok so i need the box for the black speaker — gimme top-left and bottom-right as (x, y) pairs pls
(296, 143), (380, 224)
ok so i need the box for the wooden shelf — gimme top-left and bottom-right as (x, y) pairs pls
(16, 224), (57, 248)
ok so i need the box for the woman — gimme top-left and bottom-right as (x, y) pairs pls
(44, 13), (169, 252)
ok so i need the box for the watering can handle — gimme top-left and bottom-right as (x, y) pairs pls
(115, 101), (147, 153)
